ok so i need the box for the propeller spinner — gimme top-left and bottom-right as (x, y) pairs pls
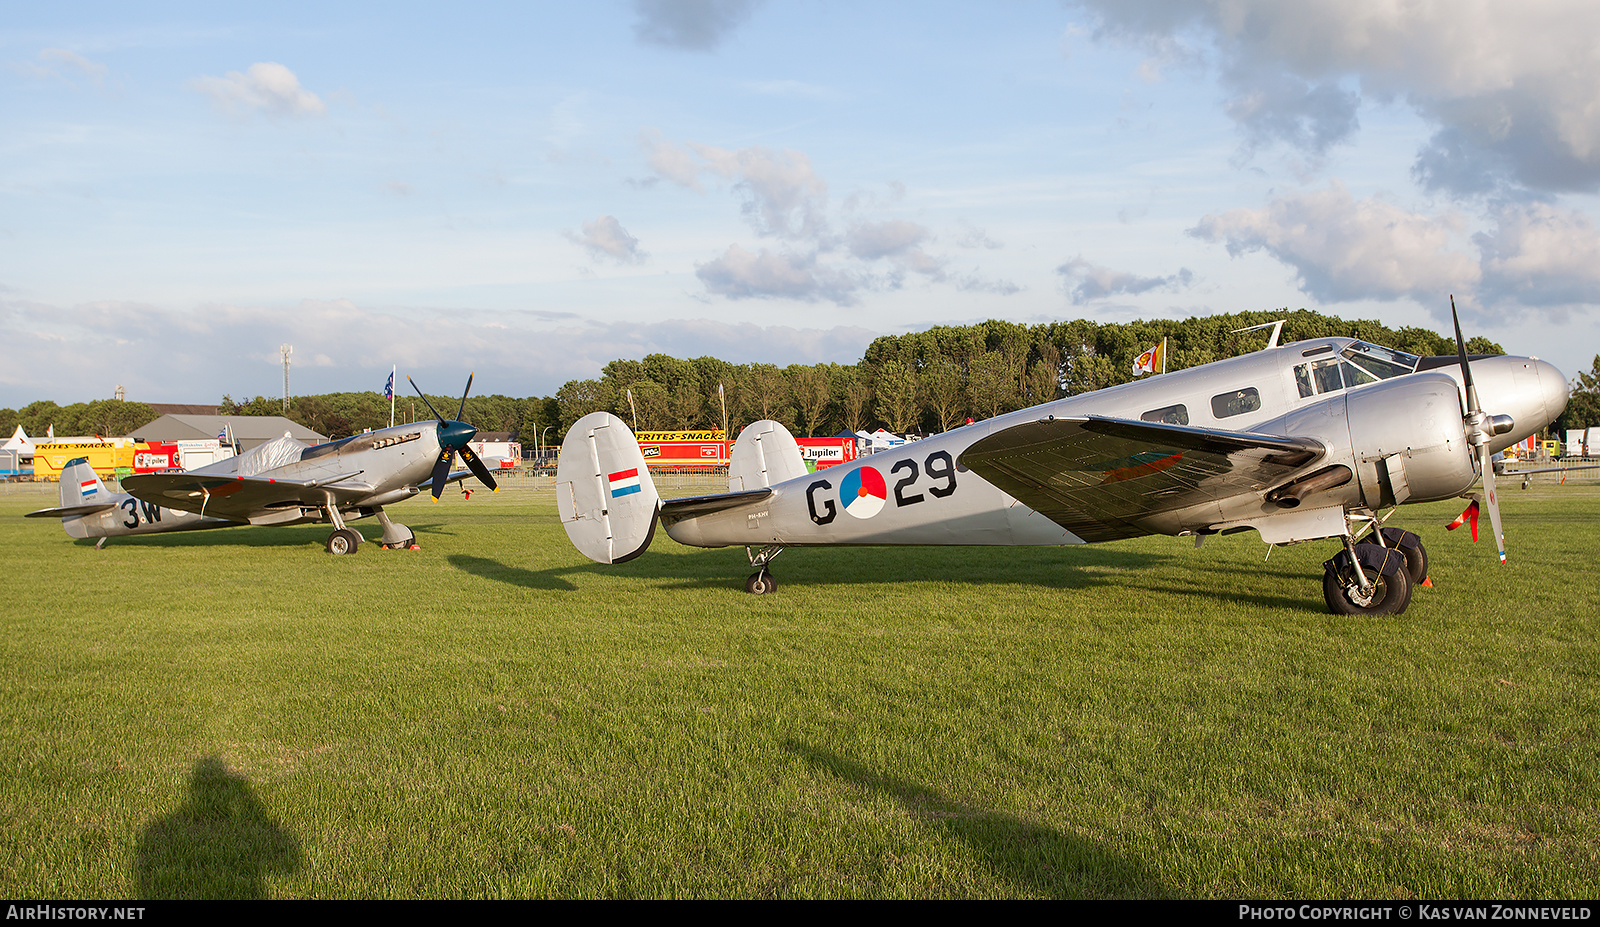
(409, 373), (500, 500)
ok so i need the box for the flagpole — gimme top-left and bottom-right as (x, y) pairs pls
(1161, 337), (1167, 375)
(389, 365), (396, 428)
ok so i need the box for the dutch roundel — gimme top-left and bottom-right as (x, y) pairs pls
(839, 465), (887, 519)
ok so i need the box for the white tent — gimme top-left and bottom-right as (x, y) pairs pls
(0, 426), (32, 476)
(864, 429), (905, 454)
(2, 425), (33, 454)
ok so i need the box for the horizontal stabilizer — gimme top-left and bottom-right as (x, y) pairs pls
(660, 488), (773, 520)
(25, 503), (117, 519)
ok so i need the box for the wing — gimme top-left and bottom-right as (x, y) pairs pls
(959, 415), (1325, 542)
(121, 470), (367, 522)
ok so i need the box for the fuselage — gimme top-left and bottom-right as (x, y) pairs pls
(661, 339), (1567, 549)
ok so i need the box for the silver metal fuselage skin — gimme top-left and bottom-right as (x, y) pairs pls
(52, 421), (450, 540)
(661, 340), (1567, 549)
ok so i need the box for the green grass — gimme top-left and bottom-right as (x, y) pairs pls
(1, 477), (1597, 899)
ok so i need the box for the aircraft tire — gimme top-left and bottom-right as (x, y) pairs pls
(327, 527), (362, 555)
(745, 570), (777, 595)
(1322, 554), (1410, 616)
(1376, 528), (1429, 588)
(1399, 538), (1428, 588)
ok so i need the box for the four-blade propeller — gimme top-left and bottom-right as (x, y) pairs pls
(409, 373), (500, 500)
(1448, 296), (1513, 563)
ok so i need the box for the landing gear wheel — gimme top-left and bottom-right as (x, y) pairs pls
(745, 570), (777, 595)
(326, 527), (363, 555)
(1323, 554), (1411, 616)
(1399, 538), (1428, 588)
(1377, 528), (1429, 588)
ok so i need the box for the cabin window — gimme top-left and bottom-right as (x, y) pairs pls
(1212, 387), (1261, 419)
(1141, 404), (1189, 425)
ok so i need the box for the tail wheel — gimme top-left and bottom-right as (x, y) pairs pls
(326, 527), (362, 555)
(745, 570), (777, 595)
(1323, 552), (1410, 616)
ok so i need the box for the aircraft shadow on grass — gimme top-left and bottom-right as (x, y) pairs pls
(73, 521), (455, 551)
(782, 740), (1169, 898)
(133, 756), (302, 900)
(447, 545), (1176, 594)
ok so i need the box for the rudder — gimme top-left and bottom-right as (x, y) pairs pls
(60, 458), (108, 508)
(728, 420), (807, 491)
(555, 412), (661, 564)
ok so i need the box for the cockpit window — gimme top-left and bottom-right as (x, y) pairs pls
(1342, 342), (1419, 382)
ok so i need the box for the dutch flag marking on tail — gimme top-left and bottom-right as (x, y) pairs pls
(608, 468), (642, 498)
(80, 479), (98, 499)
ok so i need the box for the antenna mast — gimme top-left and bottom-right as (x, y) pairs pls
(281, 344), (292, 413)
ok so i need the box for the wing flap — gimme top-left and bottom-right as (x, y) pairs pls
(959, 415), (1326, 542)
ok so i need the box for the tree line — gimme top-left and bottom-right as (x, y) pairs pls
(6, 310), (1594, 447)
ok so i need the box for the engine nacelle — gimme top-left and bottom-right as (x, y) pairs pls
(1342, 372), (1476, 507)
(1253, 371), (1475, 512)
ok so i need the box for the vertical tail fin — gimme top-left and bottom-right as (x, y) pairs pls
(60, 458), (107, 508)
(555, 413), (660, 564)
(728, 420), (807, 491)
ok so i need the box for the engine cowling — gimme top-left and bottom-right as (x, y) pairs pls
(1341, 371), (1476, 507)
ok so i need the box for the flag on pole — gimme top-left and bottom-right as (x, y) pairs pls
(1132, 340), (1165, 375)
(384, 371), (394, 399)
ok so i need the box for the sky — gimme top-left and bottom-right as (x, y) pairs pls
(5, 0), (1600, 408)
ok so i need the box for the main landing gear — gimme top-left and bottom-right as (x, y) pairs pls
(1320, 519), (1429, 616)
(743, 545), (785, 595)
(322, 505), (418, 554)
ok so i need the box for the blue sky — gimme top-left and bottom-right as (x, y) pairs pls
(5, 1), (1600, 407)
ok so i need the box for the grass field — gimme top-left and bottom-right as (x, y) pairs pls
(2, 475), (1597, 899)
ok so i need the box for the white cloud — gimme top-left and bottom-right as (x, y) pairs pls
(1056, 258), (1194, 305)
(1476, 202), (1600, 308)
(696, 244), (860, 304)
(11, 48), (107, 87)
(189, 62), (326, 117)
(1188, 183), (1479, 305)
(632, 0), (762, 51)
(0, 295), (877, 406)
(567, 215), (647, 264)
(1071, 0), (1600, 193)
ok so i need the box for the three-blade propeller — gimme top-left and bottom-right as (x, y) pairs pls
(1449, 296), (1511, 563)
(409, 373), (500, 500)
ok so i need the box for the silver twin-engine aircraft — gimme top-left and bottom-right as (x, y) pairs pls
(556, 310), (1568, 616)
(26, 376), (499, 553)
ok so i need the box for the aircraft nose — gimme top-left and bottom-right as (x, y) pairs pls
(438, 420), (477, 448)
(1536, 359), (1569, 424)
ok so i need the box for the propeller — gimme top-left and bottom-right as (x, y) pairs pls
(408, 373), (500, 500)
(1447, 296), (1510, 563)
